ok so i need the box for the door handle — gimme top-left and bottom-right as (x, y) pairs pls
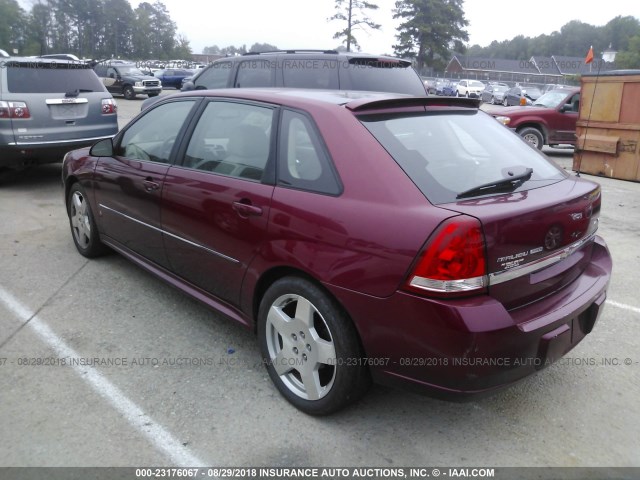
(143, 178), (160, 192)
(232, 200), (263, 217)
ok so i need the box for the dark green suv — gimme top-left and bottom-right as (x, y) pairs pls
(183, 50), (427, 95)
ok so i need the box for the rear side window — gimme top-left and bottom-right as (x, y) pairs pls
(183, 101), (275, 181)
(282, 59), (339, 89)
(340, 58), (426, 95)
(6, 62), (105, 93)
(277, 110), (341, 195)
(235, 60), (273, 88)
(195, 61), (233, 89)
(360, 110), (564, 204)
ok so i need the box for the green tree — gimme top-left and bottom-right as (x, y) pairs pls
(393, 0), (468, 71)
(248, 42), (278, 53)
(603, 16), (640, 53)
(0, 0), (28, 54)
(329, 0), (381, 52)
(616, 35), (640, 68)
(203, 45), (221, 55)
(173, 33), (192, 59)
(132, 1), (176, 59)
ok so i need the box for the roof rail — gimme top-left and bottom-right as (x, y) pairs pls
(243, 50), (339, 56)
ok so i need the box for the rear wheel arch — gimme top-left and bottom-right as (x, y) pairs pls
(252, 267), (354, 333)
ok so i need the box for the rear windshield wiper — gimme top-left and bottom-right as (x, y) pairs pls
(65, 89), (93, 97)
(456, 167), (533, 199)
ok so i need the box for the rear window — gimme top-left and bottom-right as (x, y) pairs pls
(359, 110), (565, 204)
(6, 62), (105, 93)
(340, 59), (427, 96)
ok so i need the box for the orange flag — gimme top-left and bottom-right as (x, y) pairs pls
(585, 46), (594, 64)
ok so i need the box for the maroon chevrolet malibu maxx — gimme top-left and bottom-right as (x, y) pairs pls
(62, 89), (612, 415)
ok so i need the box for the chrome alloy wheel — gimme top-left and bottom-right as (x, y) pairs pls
(264, 294), (337, 400)
(70, 190), (91, 249)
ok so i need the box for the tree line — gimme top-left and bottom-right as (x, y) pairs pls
(0, 0), (190, 60)
(1, 0), (638, 69)
(466, 16), (640, 69)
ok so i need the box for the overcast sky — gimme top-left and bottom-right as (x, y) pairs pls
(128, 0), (637, 55)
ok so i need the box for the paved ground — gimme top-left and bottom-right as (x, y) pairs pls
(0, 96), (638, 471)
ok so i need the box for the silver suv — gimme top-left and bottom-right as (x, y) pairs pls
(0, 57), (118, 171)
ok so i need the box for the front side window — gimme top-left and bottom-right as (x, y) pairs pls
(183, 101), (274, 181)
(118, 100), (196, 163)
(360, 110), (565, 204)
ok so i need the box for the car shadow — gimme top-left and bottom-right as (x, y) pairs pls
(0, 163), (63, 187)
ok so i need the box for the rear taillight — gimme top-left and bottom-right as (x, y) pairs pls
(0, 101), (31, 119)
(101, 98), (117, 114)
(405, 216), (487, 297)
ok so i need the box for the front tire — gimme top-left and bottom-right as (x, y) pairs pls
(518, 127), (544, 150)
(503, 97), (509, 107)
(258, 277), (370, 415)
(67, 183), (109, 258)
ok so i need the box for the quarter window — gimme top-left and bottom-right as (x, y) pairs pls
(118, 100), (195, 163)
(183, 101), (274, 181)
(277, 110), (341, 195)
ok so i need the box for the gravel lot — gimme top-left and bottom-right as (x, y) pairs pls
(0, 94), (638, 475)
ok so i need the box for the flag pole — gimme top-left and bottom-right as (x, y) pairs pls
(576, 46), (601, 177)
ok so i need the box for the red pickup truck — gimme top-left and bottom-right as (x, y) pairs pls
(487, 87), (580, 149)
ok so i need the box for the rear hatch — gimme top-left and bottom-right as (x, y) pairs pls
(4, 59), (117, 144)
(442, 178), (600, 309)
(357, 102), (600, 309)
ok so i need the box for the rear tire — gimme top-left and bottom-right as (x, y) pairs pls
(258, 277), (370, 415)
(518, 127), (544, 150)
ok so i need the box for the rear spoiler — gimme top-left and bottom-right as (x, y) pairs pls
(346, 96), (480, 112)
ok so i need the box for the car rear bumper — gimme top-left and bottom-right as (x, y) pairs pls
(329, 235), (612, 399)
(0, 135), (115, 169)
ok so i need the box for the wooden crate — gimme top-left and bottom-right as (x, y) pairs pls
(574, 71), (640, 181)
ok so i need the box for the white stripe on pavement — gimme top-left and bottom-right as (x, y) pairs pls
(607, 300), (640, 315)
(0, 286), (207, 468)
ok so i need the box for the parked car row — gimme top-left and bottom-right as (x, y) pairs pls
(2, 49), (609, 418)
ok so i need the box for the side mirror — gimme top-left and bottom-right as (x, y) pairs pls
(181, 81), (195, 91)
(90, 138), (114, 157)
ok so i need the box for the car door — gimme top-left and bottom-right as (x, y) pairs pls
(94, 99), (198, 267)
(162, 99), (276, 306)
(105, 67), (121, 95)
(553, 92), (580, 142)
